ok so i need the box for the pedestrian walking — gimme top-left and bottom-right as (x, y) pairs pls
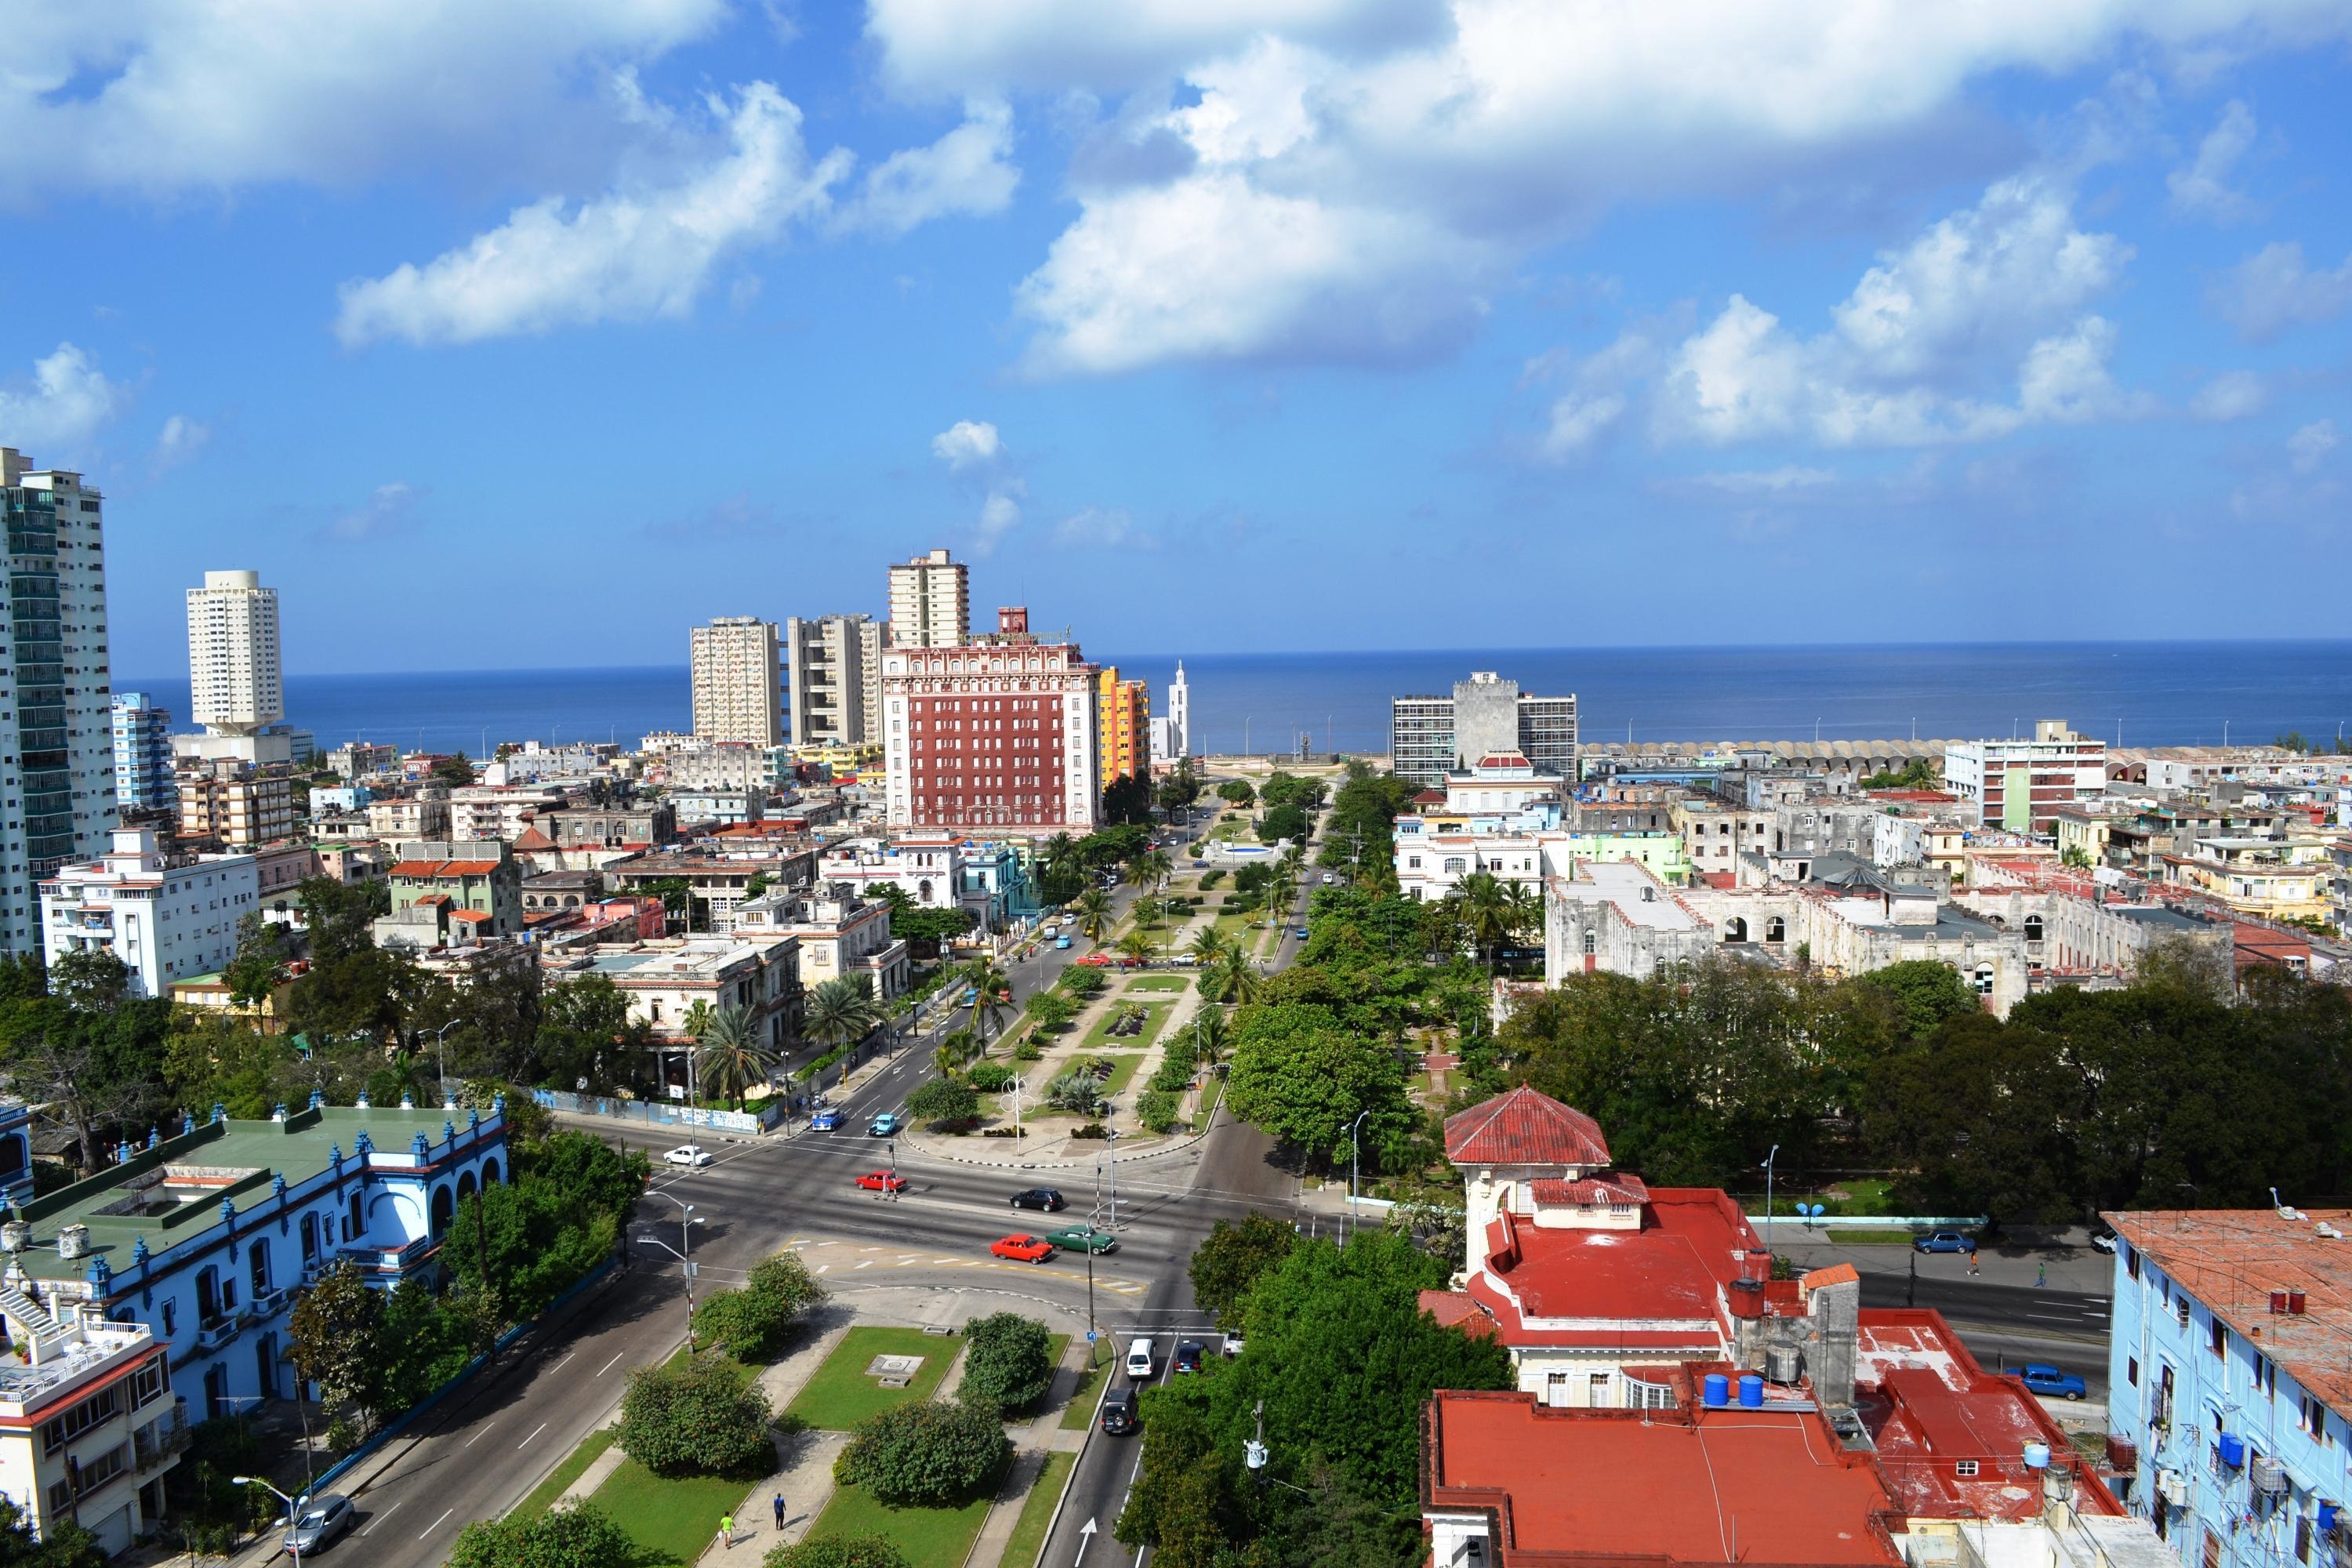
(773, 1494), (787, 1530)
(1967, 1245), (1978, 1276)
(717, 1514), (735, 1552)
(2036, 1261), (2047, 1288)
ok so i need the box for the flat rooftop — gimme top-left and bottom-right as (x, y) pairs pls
(1426, 1389), (1899, 1566)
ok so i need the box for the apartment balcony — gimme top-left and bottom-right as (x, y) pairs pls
(135, 1403), (193, 1472)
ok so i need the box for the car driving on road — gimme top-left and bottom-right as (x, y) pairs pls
(2018, 1364), (2088, 1400)
(868, 1112), (900, 1137)
(662, 1145), (713, 1168)
(1011, 1187), (1066, 1211)
(1045, 1223), (1117, 1253)
(1173, 1341), (1205, 1374)
(991, 1234), (1056, 1262)
(283, 1494), (355, 1556)
(1915, 1230), (1975, 1254)
(1101, 1388), (1139, 1436)
(808, 1108), (842, 1131)
(854, 1171), (907, 1192)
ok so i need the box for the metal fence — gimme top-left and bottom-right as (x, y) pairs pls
(530, 1089), (784, 1136)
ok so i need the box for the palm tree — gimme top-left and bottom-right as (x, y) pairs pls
(1040, 832), (1080, 900)
(932, 1040), (963, 1079)
(1189, 1004), (1230, 1069)
(1074, 888), (1113, 942)
(681, 1000), (716, 1042)
(1453, 872), (1516, 974)
(956, 959), (1011, 1051)
(698, 1005), (776, 1110)
(1114, 930), (1154, 967)
(1504, 880), (1543, 955)
(804, 976), (887, 1057)
(1187, 927), (1232, 969)
(1140, 849), (1174, 891)
(1203, 949), (1261, 1006)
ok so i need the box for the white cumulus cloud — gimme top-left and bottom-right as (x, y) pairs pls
(2188, 369), (2265, 421)
(2216, 241), (2352, 342)
(335, 83), (851, 347)
(2288, 419), (2339, 475)
(2167, 100), (2259, 221)
(152, 413), (212, 471)
(838, 100), (1019, 235)
(321, 481), (420, 543)
(930, 419), (1003, 470)
(931, 419), (1025, 552)
(0, 344), (127, 452)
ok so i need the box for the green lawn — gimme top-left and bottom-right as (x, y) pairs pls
(783, 1327), (958, 1431)
(1001, 1453), (1078, 1568)
(1058, 1348), (1112, 1431)
(1095, 1052), (1147, 1102)
(1078, 1001), (1171, 1055)
(1127, 975), (1189, 993)
(513, 1428), (616, 1519)
(588, 1457), (757, 1566)
(807, 1477), (998, 1568)
(1192, 1075), (1225, 1132)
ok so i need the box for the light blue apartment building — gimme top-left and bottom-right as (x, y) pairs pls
(5, 1096), (507, 1420)
(2107, 1208), (2352, 1567)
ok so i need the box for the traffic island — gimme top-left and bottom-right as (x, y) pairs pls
(782, 1326), (960, 1429)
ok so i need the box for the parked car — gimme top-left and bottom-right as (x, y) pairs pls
(1100, 1388), (1140, 1436)
(867, 1112), (900, 1138)
(1126, 1338), (1156, 1378)
(1045, 1223), (1118, 1254)
(991, 1234), (1056, 1263)
(282, 1494), (356, 1556)
(1077, 952), (1114, 967)
(1322, 873), (1336, 884)
(1011, 1187), (1067, 1212)
(1915, 1231), (1975, 1254)
(1173, 1341), (1205, 1374)
(1173, 954), (1199, 966)
(2019, 1364), (2088, 1400)
(808, 1108), (842, 1131)
(662, 1145), (713, 1168)
(2089, 1228), (2118, 1254)
(854, 1171), (908, 1193)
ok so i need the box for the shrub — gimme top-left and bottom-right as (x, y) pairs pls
(958, 1313), (1055, 1413)
(448, 1504), (632, 1568)
(1012, 1040), (1042, 1062)
(836, 1398), (1010, 1507)
(1137, 1090), (1182, 1134)
(1046, 1070), (1101, 1113)
(907, 1077), (979, 1128)
(1149, 1058), (1194, 1094)
(694, 1253), (827, 1363)
(967, 1063), (1015, 1093)
(617, 1356), (775, 1476)
(1200, 870), (1226, 891)
(764, 1536), (913, 1568)
(1069, 1123), (1108, 1139)
(1058, 967), (1107, 997)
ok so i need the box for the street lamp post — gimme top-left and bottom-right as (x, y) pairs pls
(1347, 1110), (1370, 1247)
(1762, 1145), (1780, 1253)
(641, 1191), (706, 1332)
(235, 1478), (304, 1568)
(431, 1019), (463, 1106)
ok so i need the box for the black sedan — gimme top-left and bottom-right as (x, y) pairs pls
(1010, 1188), (1067, 1212)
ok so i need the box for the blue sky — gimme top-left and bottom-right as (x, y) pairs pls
(2, 1), (2348, 677)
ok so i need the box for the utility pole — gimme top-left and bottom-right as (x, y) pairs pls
(1348, 1110), (1369, 1246)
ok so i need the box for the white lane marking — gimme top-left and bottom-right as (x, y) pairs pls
(816, 1265), (830, 1274)
(596, 1352), (625, 1376)
(463, 1424), (495, 1447)
(548, 1351), (578, 1374)
(855, 1261), (873, 1270)
(518, 1421), (549, 1450)
(360, 1500), (404, 1536)
(419, 1508), (454, 1539)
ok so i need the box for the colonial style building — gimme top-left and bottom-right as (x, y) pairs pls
(880, 608), (1100, 836)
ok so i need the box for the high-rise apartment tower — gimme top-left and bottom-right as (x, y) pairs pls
(186, 569), (283, 735)
(1391, 671), (1578, 786)
(886, 548), (969, 649)
(1, 448), (118, 956)
(784, 614), (884, 746)
(689, 617), (783, 746)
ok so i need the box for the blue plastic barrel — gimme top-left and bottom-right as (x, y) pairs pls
(1703, 1374), (1730, 1408)
(1738, 1374), (1764, 1408)
(2321, 1503), (2339, 1533)
(2219, 1433), (2246, 1468)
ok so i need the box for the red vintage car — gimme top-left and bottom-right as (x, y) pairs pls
(990, 1234), (1057, 1263)
(854, 1171), (908, 1193)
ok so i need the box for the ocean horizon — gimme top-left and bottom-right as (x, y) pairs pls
(118, 638), (2352, 759)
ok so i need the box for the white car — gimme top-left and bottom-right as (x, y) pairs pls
(662, 1145), (713, 1168)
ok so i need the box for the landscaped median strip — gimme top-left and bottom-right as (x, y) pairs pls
(1000, 1452), (1077, 1568)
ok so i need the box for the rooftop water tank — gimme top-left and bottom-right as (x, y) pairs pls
(2219, 1433), (2247, 1468)
(2024, 1443), (2051, 1471)
(1738, 1374), (1764, 1409)
(1703, 1374), (1730, 1408)
(1766, 1344), (1802, 1385)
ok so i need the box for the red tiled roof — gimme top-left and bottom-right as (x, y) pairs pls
(1425, 1390), (1900, 1566)
(1418, 1289), (1499, 1338)
(1530, 1174), (1651, 1206)
(511, 826), (557, 851)
(449, 908), (495, 923)
(1473, 751), (1531, 770)
(1465, 1190), (1766, 1342)
(1803, 1262), (1860, 1290)
(1444, 1086), (1611, 1167)
(391, 858), (503, 879)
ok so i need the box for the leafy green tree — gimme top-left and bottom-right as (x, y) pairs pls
(907, 1076), (980, 1128)
(223, 913), (294, 1012)
(1022, 991), (1078, 1034)
(693, 1252), (828, 1362)
(525, 973), (648, 1094)
(289, 1261), (388, 1426)
(894, 906), (980, 950)
(957, 1312), (1055, 1412)
(1216, 779), (1255, 806)
(1857, 757), (1939, 790)
(445, 1503), (633, 1568)
(617, 1356), (776, 1476)
(1258, 804), (1309, 844)
(1188, 1214), (1298, 1330)
(0, 1494), (103, 1568)
(837, 1398), (1010, 1506)
(379, 1278), (472, 1412)
(1102, 773), (1155, 825)
(1058, 965), (1108, 999)
(1224, 1003), (1415, 1167)
(1852, 960), (1980, 1044)
(1137, 1089), (1181, 1133)
(764, 1537), (913, 1568)
(431, 752), (479, 787)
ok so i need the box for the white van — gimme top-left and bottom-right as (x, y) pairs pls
(1125, 1338), (1156, 1379)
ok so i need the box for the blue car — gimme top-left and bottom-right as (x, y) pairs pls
(869, 1112), (901, 1137)
(2019, 1364), (2087, 1400)
(1915, 1230), (1975, 1254)
(809, 1108), (842, 1131)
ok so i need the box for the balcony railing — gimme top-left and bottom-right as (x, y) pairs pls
(135, 1405), (192, 1471)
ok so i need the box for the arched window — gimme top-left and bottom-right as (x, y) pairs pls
(1443, 858), (1467, 873)
(1723, 916), (1748, 943)
(430, 1185), (454, 1239)
(1581, 931), (1596, 956)
(1766, 916), (1785, 943)
(2024, 915), (2044, 942)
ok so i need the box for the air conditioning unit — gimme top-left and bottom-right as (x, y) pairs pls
(2158, 1469), (2189, 1506)
(2253, 1457), (2289, 1495)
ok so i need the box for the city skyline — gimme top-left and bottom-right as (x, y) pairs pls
(4, 5), (2350, 678)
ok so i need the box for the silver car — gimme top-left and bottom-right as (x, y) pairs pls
(283, 1494), (355, 1556)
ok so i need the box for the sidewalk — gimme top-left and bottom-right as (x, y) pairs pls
(690, 1311), (877, 1565)
(962, 1341), (1094, 1568)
